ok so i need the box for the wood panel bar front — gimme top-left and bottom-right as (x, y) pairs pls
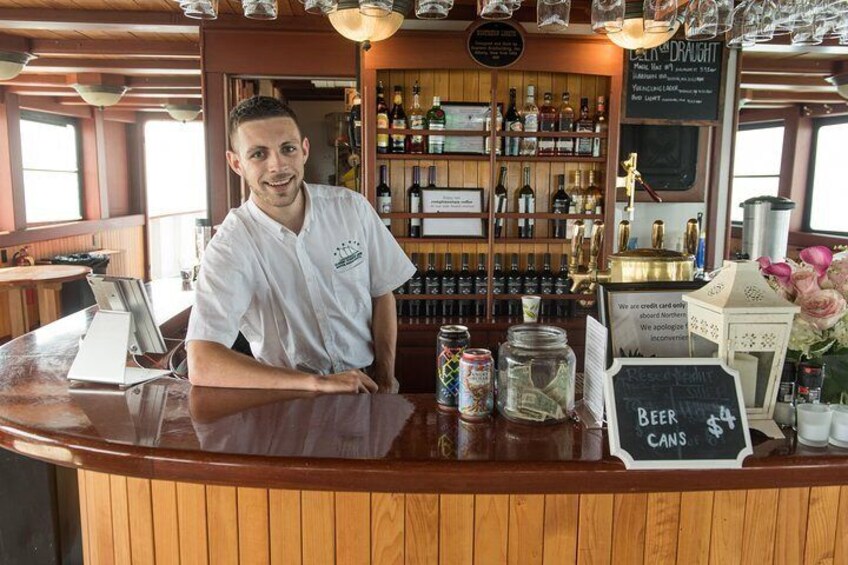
(80, 474), (846, 565)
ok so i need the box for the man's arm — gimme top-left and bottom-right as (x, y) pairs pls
(371, 292), (400, 393)
(188, 340), (378, 393)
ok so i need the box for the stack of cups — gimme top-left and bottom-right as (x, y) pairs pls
(796, 404), (848, 448)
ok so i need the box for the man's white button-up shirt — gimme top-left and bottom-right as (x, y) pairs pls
(187, 183), (415, 375)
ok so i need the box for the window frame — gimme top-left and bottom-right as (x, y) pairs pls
(803, 114), (848, 237)
(19, 109), (84, 227)
(730, 120), (786, 225)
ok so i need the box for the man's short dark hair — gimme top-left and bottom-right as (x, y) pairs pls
(228, 96), (302, 149)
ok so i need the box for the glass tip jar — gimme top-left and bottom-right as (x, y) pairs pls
(497, 324), (576, 424)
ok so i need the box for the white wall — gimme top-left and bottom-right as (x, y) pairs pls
(288, 100), (346, 186)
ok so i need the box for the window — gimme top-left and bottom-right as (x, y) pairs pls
(20, 111), (82, 224)
(730, 123), (785, 223)
(144, 120), (207, 279)
(806, 117), (848, 235)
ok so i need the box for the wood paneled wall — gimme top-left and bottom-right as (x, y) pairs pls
(377, 68), (610, 272)
(0, 225), (145, 339)
(77, 469), (848, 565)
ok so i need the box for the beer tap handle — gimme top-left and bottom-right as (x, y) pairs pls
(588, 222), (604, 272)
(570, 220), (585, 272)
(685, 218), (699, 256)
(651, 220), (665, 250)
(617, 220), (631, 253)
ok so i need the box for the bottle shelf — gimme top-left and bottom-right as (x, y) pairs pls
(377, 128), (486, 136)
(493, 239), (591, 244)
(394, 237), (591, 244)
(381, 213), (490, 219)
(397, 315), (592, 331)
(497, 131), (607, 138)
(376, 153), (605, 163)
(396, 238), (487, 243)
(382, 213), (602, 220)
(395, 294), (590, 301)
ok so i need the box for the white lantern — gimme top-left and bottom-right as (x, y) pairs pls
(683, 260), (799, 425)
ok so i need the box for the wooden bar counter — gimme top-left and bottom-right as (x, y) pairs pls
(0, 281), (847, 564)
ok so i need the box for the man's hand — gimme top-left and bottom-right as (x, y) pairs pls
(317, 370), (378, 394)
(373, 370), (400, 394)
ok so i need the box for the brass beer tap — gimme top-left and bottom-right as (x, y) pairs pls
(569, 221), (611, 295)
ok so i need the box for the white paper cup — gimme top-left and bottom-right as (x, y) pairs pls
(829, 405), (848, 448)
(522, 295), (541, 323)
(796, 404), (833, 447)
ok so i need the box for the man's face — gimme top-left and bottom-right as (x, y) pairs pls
(226, 116), (310, 212)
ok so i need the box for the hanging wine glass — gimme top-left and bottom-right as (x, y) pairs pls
(686, 0), (719, 40)
(715, 0), (734, 33)
(643, 0), (677, 33)
(359, 0), (392, 17)
(591, 0), (624, 33)
(479, 0), (512, 20)
(727, 0), (756, 47)
(538, 0), (571, 31)
(416, 0), (452, 18)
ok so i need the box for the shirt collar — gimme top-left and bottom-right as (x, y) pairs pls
(246, 182), (312, 237)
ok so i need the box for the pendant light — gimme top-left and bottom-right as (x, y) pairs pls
(328, 0), (411, 42)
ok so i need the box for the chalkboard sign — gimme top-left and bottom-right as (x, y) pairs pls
(467, 21), (524, 69)
(605, 358), (753, 469)
(625, 40), (724, 123)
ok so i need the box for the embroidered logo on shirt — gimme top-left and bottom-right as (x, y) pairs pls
(333, 240), (364, 272)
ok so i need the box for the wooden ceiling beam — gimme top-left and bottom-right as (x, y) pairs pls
(0, 9), (196, 34)
(127, 76), (201, 89)
(741, 56), (840, 76)
(7, 86), (200, 98)
(743, 89), (847, 104)
(27, 58), (200, 76)
(30, 39), (199, 60)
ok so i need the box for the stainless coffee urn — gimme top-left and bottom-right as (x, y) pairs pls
(741, 196), (796, 261)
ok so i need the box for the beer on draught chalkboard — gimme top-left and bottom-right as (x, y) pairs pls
(436, 325), (470, 410)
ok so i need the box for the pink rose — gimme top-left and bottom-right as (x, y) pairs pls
(797, 289), (847, 331)
(791, 269), (820, 298)
(828, 258), (848, 293)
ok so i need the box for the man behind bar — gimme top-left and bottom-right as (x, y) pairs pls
(186, 96), (414, 393)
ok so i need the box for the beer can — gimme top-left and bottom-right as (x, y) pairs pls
(436, 325), (470, 410)
(459, 348), (494, 420)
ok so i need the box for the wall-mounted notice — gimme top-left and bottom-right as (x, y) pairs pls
(605, 358), (752, 470)
(625, 40), (723, 123)
(467, 21), (525, 69)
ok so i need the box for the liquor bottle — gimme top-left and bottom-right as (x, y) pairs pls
(504, 88), (522, 157)
(492, 253), (505, 317)
(407, 253), (424, 318)
(349, 92), (362, 150)
(390, 85), (408, 154)
(376, 81), (389, 154)
(376, 164), (392, 230)
(551, 173), (572, 239)
(556, 92), (575, 156)
(484, 103), (503, 156)
(408, 81), (426, 154)
(538, 92), (557, 156)
(569, 170), (584, 216)
(584, 170), (600, 234)
(457, 253), (474, 318)
(517, 166), (535, 239)
(426, 96), (446, 154)
(493, 166), (508, 238)
(506, 253), (523, 317)
(574, 97), (594, 157)
(474, 253), (487, 317)
(427, 165), (437, 187)
(520, 85), (539, 156)
(592, 95), (607, 158)
(441, 253), (457, 317)
(539, 253), (555, 318)
(554, 254), (573, 318)
(408, 166), (422, 238)
(523, 253), (540, 294)
(424, 253), (440, 318)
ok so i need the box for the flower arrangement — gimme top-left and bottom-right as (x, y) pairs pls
(759, 246), (848, 403)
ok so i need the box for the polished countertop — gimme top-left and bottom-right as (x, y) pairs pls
(0, 279), (847, 493)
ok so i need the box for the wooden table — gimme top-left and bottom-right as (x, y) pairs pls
(0, 265), (91, 338)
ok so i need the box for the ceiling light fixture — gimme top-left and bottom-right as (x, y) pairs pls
(72, 84), (129, 108)
(604, 2), (680, 51)
(328, 0), (410, 43)
(0, 51), (35, 81)
(165, 103), (203, 122)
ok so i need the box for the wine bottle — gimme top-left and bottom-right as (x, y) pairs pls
(492, 253), (505, 317)
(523, 253), (540, 295)
(441, 253), (457, 317)
(376, 164), (391, 230)
(554, 254), (573, 318)
(389, 85), (407, 154)
(408, 166), (422, 238)
(376, 81), (389, 154)
(551, 173), (571, 239)
(504, 88), (522, 157)
(349, 92), (362, 150)
(408, 81), (426, 154)
(457, 253), (473, 318)
(427, 165), (437, 187)
(407, 253), (423, 318)
(506, 253), (522, 317)
(474, 253), (487, 318)
(539, 253), (555, 317)
(424, 253), (440, 318)
(517, 166), (535, 239)
(494, 166), (508, 238)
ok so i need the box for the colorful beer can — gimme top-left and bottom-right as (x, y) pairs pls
(436, 325), (470, 410)
(458, 348), (494, 420)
